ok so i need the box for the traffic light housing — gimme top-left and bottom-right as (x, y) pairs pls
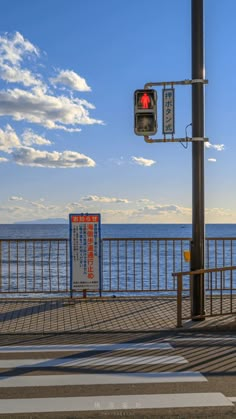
(134, 89), (157, 136)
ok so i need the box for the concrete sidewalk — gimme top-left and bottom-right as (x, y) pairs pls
(0, 297), (235, 334)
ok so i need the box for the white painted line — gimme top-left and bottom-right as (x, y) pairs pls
(0, 371), (207, 387)
(0, 343), (172, 352)
(166, 337), (236, 342)
(228, 397), (236, 403)
(0, 355), (188, 369)
(0, 393), (232, 414)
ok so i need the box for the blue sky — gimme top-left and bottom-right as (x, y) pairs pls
(0, 0), (234, 223)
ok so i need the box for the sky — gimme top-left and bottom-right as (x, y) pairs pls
(0, 0), (234, 224)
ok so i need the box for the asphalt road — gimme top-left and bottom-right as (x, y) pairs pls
(0, 331), (236, 418)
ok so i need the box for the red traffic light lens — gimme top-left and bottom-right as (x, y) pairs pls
(140, 93), (151, 109)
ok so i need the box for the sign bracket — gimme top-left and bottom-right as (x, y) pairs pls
(144, 136), (209, 143)
(143, 78), (208, 143)
(144, 79), (208, 89)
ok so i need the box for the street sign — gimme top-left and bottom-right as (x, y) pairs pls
(69, 214), (101, 292)
(134, 89), (157, 136)
(162, 88), (175, 135)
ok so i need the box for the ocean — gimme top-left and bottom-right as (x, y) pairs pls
(0, 223), (236, 239)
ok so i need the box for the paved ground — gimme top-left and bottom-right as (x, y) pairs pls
(0, 296), (235, 334)
(0, 298), (236, 417)
(0, 331), (236, 418)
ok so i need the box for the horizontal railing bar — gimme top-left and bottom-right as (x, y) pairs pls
(205, 237), (236, 241)
(0, 239), (68, 242)
(173, 265), (236, 277)
(0, 291), (70, 295)
(2, 237), (236, 241)
(2, 289), (235, 293)
(100, 289), (177, 293)
(102, 238), (191, 241)
(1, 236), (236, 241)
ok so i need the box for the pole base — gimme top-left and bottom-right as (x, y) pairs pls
(191, 311), (206, 321)
(191, 317), (205, 322)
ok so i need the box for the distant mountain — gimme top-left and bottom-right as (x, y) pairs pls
(15, 218), (68, 224)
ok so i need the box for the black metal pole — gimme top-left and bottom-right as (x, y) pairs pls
(191, 0), (205, 319)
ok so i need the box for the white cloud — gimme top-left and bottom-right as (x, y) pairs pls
(1, 196), (235, 224)
(0, 32), (103, 132)
(67, 202), (81, 207)
(131, 156), (156, 167)
(0, 32), (43, 90)
(11, 146), (96, 168)
(0, 32), (39, 66)
(66, 202), (82, 208)
(0, 64), (43, 88)
(22, 129), (52, 146)
(0, 88), (103, 131)
(28, 200), (47, 209)
(0, 125), (96, 169)
(205, 142), (224, 151)
(100, 209), (136, 223)
(208, 158), (216, 162)
(135, 204), (186, 216)
(0, 124), (21, 152)
(65, 202), (83, 212)
(206, 207), (232, 218)
(0, 206), (23, 213)
(9, 196), (23, 201)
(51, 69), (91, 92)
(137, 198), (153, 204)
(81, 195), (129, 203)
(94, 205), (191, 223)
(0, 197), (83, 222)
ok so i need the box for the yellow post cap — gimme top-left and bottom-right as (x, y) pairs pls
(184, 250), (190, 262)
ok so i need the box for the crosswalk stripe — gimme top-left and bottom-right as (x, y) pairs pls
(166, 337), (236, 341)
(0, 371), (207, 387)
(0, 355), (188, 368)
(0, 393), (233, 414)
(0, 343), (172, 352)
(0, 341), (221, 414)
(228, 397), (236, 403)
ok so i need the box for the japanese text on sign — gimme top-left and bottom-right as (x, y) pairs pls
(162, 88), (175, 135)
(70, 214), (101, 292)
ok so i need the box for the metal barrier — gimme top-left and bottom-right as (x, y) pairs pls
(173, 265), (236, 327)
(0, 239), (70, 295)
(102, 238), (191, 293)
(1, 237), (236, 296)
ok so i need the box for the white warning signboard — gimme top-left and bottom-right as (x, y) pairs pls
(69, 214), (101, 292)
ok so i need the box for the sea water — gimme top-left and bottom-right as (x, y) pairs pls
(1, 223), (236, 239)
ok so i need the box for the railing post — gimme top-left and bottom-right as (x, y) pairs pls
(177, 273), (183, 328)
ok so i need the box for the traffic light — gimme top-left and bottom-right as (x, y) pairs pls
(134, 89), (157, 136)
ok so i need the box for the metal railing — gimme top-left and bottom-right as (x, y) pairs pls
(0, 239), (70, 295)
(1, 237), (236, 296)
(173, 265), (236, 327)
(102, 238), (191, 293)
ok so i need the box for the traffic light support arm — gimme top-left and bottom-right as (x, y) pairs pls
(144, 136), (209, 143)
(144, 79), (208, 89)
(143, 78), (208, 143)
